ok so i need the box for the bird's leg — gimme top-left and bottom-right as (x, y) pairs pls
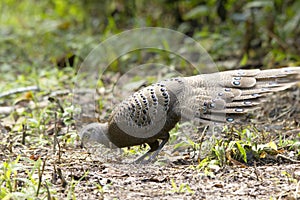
(148, 134), (170, 162)
(134, 151), (152, 164)
(134, 133), (170, 164)
(134, 141), (159, 164)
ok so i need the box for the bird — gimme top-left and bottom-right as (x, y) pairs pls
(80, 67), (300, 163)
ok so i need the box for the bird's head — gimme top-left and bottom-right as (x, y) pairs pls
(79, 122), (116, 149)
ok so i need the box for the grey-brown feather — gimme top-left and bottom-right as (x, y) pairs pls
(80, 67), (300, 162)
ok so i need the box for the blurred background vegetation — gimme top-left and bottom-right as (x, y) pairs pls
(1, 0), (300, 113)
(1, 0), (299, 73)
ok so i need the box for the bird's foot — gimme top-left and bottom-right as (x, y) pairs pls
(133, 151), (157, 164)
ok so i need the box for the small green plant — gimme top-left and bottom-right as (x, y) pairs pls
(281, 171), (298, 184)
(227, 140), (248, 163)
(170, 178), (194, 194)
(95, 181), (111, 198)
(169, 122), (200, 151)
(66, 171), (89, 200)
(212, 139), (227, 165)
(121, 142), (148, 155)
(195, 126), (295, 169)
(0, 157), (21, 199)
(0, 156), (51, 200)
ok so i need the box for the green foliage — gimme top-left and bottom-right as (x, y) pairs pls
(94, 182), (111, 199)
(66, 171), (89, 200)
(195, 125), (300, 171)
(212, 139), (227, 165)
(1, 0), (299, 74)
(0, 156), (52, 200)
(170, 178), (194, 194)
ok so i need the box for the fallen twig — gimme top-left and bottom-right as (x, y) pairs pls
(0, 106), (14, 115)
(277, 154), (300, 164)
(0, 85), (39, 98)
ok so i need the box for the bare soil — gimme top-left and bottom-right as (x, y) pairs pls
(0, 84), (299, 200)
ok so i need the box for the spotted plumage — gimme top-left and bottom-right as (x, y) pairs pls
(80, 67), (300, 162)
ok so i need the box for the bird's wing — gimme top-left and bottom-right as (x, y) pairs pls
(178, 67), (300, 125)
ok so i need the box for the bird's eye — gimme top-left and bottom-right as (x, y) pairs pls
(83, 133), (89, 140)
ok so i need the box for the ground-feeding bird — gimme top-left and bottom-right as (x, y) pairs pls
(80, 67), (300, 163)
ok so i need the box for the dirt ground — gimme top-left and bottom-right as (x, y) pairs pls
(1, 120), (300, 200)
(1, 142), (299, 200)
(59, 152), (300, 200)
(1, 82), (299, 200)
